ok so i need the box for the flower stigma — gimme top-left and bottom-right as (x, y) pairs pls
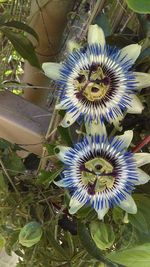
(75, 64), (110, 102)
(80, 157), (114, 195)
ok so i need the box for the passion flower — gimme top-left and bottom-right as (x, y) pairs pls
(55, 131), (150, 220)
(42, 25), (150, 128)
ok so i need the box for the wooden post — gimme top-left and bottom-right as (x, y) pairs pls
(22, 0), (75, 107)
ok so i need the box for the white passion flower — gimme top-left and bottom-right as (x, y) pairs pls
(42, 24), (150, 128)
(54, 131), (150, 220)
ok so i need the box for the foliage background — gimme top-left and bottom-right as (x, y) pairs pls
(0, 0), (150, 266)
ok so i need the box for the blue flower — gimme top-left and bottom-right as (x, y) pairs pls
(42, 25), (150, 128)
(55, 130), (150, 220)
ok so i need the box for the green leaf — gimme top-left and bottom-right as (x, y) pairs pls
(0, 139), (11, 150)
(37, 167), (63, 186)
(77, 205), (97, 221)
(65, 231), (74, 257)
(1, 27), (41, 68)
(46, 229), (69, 260)
(57, 126), (73, 146)
(0, 233), (5, 249)
(117, 223), (138, 250)
(94, 13), (111, 37)
(106, 35), (133, 48)
(137, 15), (150, 38)
(3, 21), (39, 41)
(19, 221), (42, 247)
(136, 230), (150, 245)
(107, 243), (150, 267)
(126, 0), (150, 14)
(90, 221), (115, 250)
(0, 170), (8, 192)
(136, 45), (150, 65)
(133, 194), (150, 231)
(3, 152), (25, 175)
(5, 230), (20, 255)
(129, 210), (148, 233)
(113, 207), (124, 224)
(44, 143), (56, 155)
(35, 204), (44, 222)
(0, 13), (9, 25)
(77, 221), (115, 267)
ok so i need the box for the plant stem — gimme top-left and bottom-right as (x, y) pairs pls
(83, 0), (105, 35)
(0, 158), (19, 194)
(132, 135), (150, 153)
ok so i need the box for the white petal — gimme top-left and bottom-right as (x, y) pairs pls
(134, 153), (150, 167)
(85, 120), (106, 136)
(60, 111), (80, 128)
(120, 44), (141, 64)
(110, 114), (124, 131)
(67, 40), (81, 53)
(119, 195), (137, 214)
(55, 101), (67, 110)
(42, 62), (61, 80)
(134, 168), (150, 185)
(127, 95), (144, 114)
(55, 145), (70, 163)
(117, 130), (133, 148)
(134, 72), (150, 91)
(97, 207), (109, 220)
(87, 24), (105, 47)
(69, 197), (84, 214)
(54, 180), (65, 187)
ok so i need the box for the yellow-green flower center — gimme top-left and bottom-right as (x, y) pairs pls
(75, 66), (110, 101)
(81, 157), (114, 193)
